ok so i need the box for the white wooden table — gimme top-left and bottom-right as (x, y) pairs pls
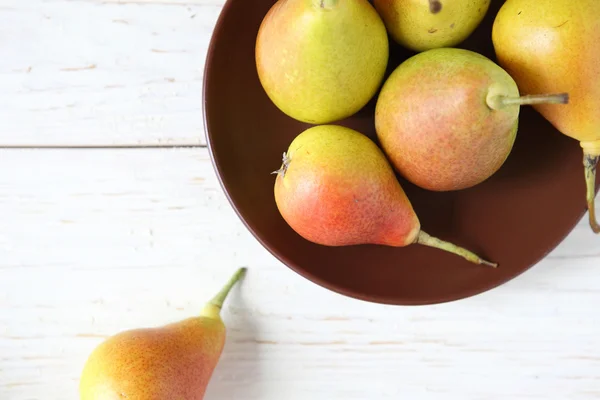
(1, 1), (600, 399)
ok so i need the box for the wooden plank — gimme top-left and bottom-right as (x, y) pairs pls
(71, 0), (224, 4)
(1, 148), (600, 399)
(0, 0), (225, 146)
(80, 0), (224, 4)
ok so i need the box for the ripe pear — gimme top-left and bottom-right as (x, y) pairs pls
(492, 0), (600, 233)
(375, 48), (568, 191)
(373, 0), (491, 52)
(79, 268), (246, 400)
(274, 125), (497, 267)
(255, 0), (388, 124)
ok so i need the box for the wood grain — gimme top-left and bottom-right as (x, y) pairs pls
(2, 0), (600, 398)
(0, 149), (599, 399)
(0, 0), (224, 146)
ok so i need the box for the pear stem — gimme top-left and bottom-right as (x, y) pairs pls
(488, 93), (569, 110)
(271, 152), (291, 178)
(207, 267), (247, 311)
(315, 0), (337, 9)
(428, 0), (442, 13)
(417, 231), (498, 268)
(583, 151), (600, 234)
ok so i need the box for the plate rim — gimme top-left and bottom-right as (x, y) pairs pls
(201, 0), (594, 306)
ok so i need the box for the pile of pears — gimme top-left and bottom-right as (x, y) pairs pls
(256, 0), (600, 268)
(74, 3), (600, 395)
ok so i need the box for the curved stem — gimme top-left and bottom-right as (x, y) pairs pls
(208, 267), (247, 309)
(428, 0), (442, 13)
(417, 231), (497, 268)
(201, 268), (247, 319)
(488, 93), (569, 110)
(583, 151), (600, 234)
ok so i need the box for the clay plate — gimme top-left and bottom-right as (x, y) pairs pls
(203, 0), (598, 305)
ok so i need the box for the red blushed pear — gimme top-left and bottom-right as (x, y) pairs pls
(79, 268), (246, 400)
(492, 0), (600, 233)
(375, 48), (569, 192)
(273, 125), (497, 267)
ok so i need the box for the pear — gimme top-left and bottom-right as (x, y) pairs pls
(274, 125), (497, 267)
(255, 0), (388, 124)
(375, 48), (568, 191)
(79, 268), (246, 400)
(492, 0), (600, 233)
(373, 0), (491, 52)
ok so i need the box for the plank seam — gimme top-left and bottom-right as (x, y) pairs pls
(0, 144), (207, 149)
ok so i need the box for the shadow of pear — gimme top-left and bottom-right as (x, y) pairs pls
(204, 291), (263, 399)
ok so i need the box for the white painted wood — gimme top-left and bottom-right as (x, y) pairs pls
(2, 0), (600, 398)
(1, 149), (600, 400)
(0, 0), (225, 146)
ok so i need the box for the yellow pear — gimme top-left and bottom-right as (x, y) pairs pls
(492, 0), (600, 233)
(373, 0), (491, 52)
(255, 0), (389, 124)
(79, 268), (246, 399)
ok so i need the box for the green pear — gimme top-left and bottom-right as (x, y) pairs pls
(375, 48), (568, 191)
(255, 0), (389, 124)
(373, 0), (491, 52)
(492, 0), (600, 233)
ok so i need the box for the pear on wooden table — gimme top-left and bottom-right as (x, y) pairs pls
(492, 0), (600, 233)
(375, 48), (569, 192)
(273, 125), (497, 267)
(255, 0), (388, 124)
(79, 268), (246, 400)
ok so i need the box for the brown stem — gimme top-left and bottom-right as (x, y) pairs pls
(417, 231), (497, 268)
(315, 0), (337, 9)
(488, 93), (569, 110)
(428, 0), (442, 13)
(271, 152), (291, 178)
(583, 151), (600, 234)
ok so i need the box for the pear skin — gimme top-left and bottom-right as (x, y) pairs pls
(274, 125), (497, 267)
(274, 125), (420, 248)
(79, 268), (246, 400)
(373, 0), (491, 52)
(492, 0), (600, 233)
(255, 0), (388, 124)
(375, 48), (568, 192)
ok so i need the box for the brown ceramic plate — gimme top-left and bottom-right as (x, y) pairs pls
(203, 0), (598, 305)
